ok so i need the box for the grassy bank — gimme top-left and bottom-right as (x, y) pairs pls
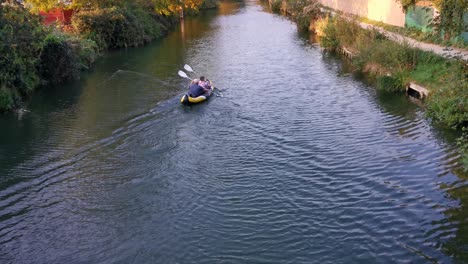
(318, 17), (468, 170)
(316, 17), (467, 126)
(0, 4), (176, 112)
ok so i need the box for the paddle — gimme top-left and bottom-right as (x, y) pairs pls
(178, 70), (191, 80)
(184, 64), (199, 75)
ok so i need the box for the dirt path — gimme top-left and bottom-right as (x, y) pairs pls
(359, 22), (468, 62)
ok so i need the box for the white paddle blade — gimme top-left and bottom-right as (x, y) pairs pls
(178, 70), (190, 79)
(184, 64), (194, 72)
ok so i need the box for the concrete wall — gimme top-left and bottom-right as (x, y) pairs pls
(318, 0), (406, 27)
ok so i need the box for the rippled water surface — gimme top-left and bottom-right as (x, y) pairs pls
(1, 1), (467, 263)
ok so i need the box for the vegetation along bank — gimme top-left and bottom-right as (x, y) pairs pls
(0, 0), (218, 112)
(267, 0), (468, 170)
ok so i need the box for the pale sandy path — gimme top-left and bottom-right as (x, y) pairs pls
(359, 22), (468, 62)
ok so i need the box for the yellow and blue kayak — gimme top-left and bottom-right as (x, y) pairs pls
(180, 81), (215, 105)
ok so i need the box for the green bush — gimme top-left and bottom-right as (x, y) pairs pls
(0, 6), (46, 111)
(359, 41), (417, 74)
(0, 88), (14, 112)
(376, 72), (407, 93)
(426, 81), (468, 128)
(283, 0), (321, 31)
(0, 4), (173, 112)
(72, 37), (99, 68)
(334, 17), (362, 47)
(319, 17), (339, 50)
(38, 31), (98, 85)
(39, 33), (81, 85)
(270, 0), (282, 12)
(72, 7), (165, 50)
(0, 6), (102, 111)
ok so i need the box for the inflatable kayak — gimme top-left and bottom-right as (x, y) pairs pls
(180, 81), (215, 105)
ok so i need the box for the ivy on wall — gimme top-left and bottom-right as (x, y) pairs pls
(396, 0), (467, 40)
(438, 0), (467, 40)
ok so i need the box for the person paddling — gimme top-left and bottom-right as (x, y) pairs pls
(188, 79), (210, 97)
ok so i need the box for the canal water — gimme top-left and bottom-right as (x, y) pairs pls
(1, 1), (467, 263)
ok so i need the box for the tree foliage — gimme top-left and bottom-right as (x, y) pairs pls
(0, 4), (46, 110)
(23, 0), (137, 11)
(437, 0), (467, 40)
(71, 6), (166, 49)
(21, 0), (207, 15)
(152, 0), (204, 15)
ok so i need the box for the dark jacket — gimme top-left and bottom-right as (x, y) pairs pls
(189, 83), (208, 97)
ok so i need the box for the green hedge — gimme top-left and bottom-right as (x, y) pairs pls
(39, 32), (99, 85)
(0, 6), (99, 111)
(0, 6), (45, 111)
(72, 7), (169, 50)
(0, 5), (172, 112)
(39, 34), (80, 85)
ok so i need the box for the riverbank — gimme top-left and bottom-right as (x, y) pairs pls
(0, 3), (187, 112)
(267, 0), (467, 170)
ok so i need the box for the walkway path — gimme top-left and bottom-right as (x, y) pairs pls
(359, 22), (468, 62)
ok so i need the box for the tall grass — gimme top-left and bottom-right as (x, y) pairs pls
(269, 0), (282, 13)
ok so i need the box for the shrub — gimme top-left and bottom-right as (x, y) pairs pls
(39, 33), (81, 85)
(36, 29), (99, 86)
(362, 41), (417, 73)
(0, 88), (14, 112)
(375, 72), (407, 93)
(270, 0), (282, 13)
(426, 80), (468, 128)
(72, 7), (164, 50)
(284, 0), (321, 31)
(319, 17), (339, 50)
(0, 6), (46, 111)
(72, 37), (99, 68)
